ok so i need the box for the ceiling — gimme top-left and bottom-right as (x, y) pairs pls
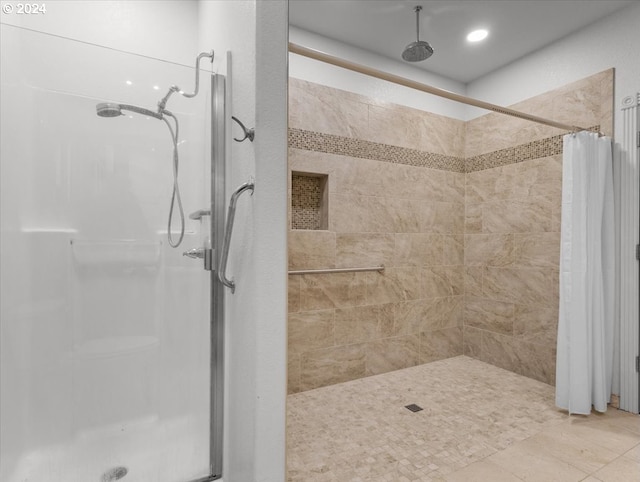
(289, 0), (635, 83)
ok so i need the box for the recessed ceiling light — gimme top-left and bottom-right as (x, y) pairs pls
(467, 29), (489, 43)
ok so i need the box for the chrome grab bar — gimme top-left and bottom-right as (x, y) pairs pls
(288, 266), (385, 275)
(218, 177), (255, 293)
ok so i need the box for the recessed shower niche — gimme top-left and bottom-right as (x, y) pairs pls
(291, 172), (328, 230)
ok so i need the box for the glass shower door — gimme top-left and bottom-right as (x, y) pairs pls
(0, 24), (221, 482)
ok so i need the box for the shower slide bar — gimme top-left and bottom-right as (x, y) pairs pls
(288, 43), (598, 135)
(288, 266), (385, 275)
(218, 177), (255, 293)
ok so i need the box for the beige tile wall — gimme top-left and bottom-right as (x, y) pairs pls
(288, 79), (466, 393)
(463, 69), (613, 385)
(465, 69), (614, 159)
(288, 70), (614, 392)
(463, 155), (562, 384)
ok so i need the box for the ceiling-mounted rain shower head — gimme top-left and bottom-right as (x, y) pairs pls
(96, 102), (163, 120)
(402, 6), (434, 62)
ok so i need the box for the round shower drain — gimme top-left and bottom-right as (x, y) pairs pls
(101, 466), (128, 482)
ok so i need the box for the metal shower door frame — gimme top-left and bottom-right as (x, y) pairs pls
(195, 72), (225, 482)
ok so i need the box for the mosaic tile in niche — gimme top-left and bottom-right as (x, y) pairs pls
(291, 173), (327, 230)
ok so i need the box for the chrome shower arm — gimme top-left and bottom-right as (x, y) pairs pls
(157, 50), (214, 113)
(180, 50), (215, 99)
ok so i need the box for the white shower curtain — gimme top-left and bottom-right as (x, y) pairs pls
(556, 131), (615, 415)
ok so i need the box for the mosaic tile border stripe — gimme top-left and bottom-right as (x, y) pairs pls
(466, 125), (600, 172)
(289, 126), (600, 173)
(466, 134), (564, 172)
(289, 128), (465, 173)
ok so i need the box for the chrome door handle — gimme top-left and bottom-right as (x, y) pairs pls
(183, 247), (205, 259)
(182, 247), (213, 271)
(218, 177), (255, 293)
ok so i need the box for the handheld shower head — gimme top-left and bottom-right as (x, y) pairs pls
(94, 51), (213, 250)
(96, 103), (123, 117)
(96, 102), (163, 120)
(402, 6), (434, 62)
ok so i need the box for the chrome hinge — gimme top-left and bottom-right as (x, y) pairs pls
(637, 130), (640, 148)
(204, 248), (213, 271)
(636, 356), (640, 373)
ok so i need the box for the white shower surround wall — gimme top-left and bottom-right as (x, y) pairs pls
(0, 23), (212, 481)
(0, 0), (200, 65)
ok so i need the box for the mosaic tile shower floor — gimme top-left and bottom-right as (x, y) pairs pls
(286, 356), (640, 481)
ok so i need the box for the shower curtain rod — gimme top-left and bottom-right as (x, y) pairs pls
(289, 43), (593, 134)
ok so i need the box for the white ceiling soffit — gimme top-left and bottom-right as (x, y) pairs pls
(289, 0), (635, 83)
